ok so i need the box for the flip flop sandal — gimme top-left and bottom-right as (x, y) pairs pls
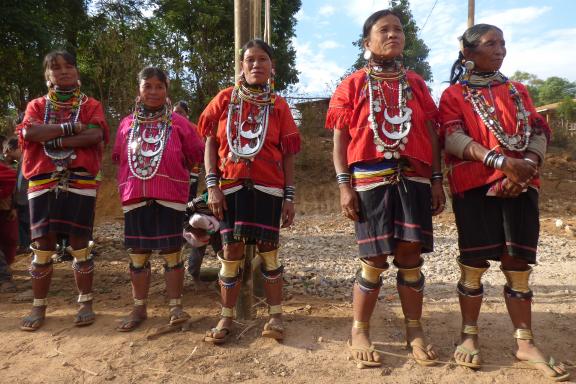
(74, 311), (96, 327)
(117, 315), (147, 332)
(454, 345), (482, 369)
(204, 327), (231, 344)
(346, 340), (382, 369)
(261, 321), (284, 340)
(520, 357), (571, 382)
(409, 342), (438, 366)
(169, 308), (191, 326)
(20, 314), (45, 332)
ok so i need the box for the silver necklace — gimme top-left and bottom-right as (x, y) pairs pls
(43, 97), (78, 171)
(127, 106), (171, 180)
(226, 86), (270, 162)
(367, 70), (412, 159)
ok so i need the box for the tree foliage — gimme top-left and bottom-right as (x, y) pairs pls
(511, 71), (576, 107)
(154, 0), (300, 119)
(0, 0), (301, 124)
(537, 77), (576, 106)
(348, 0), (432, 81)
(557, 97), (576, 121)
(0, 0), (88, 115)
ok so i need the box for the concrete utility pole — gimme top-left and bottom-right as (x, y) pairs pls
(468, 0), (475, 28)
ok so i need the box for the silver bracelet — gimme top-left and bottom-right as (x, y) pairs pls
(493, 155), (505, 170)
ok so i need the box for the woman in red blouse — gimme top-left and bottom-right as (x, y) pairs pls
(327, 10), (444, 368)
(17, 51), (109, 331)
(199, 39), (300, 344)
(439, 24), (568, 381)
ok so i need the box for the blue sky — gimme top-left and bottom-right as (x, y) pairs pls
(293, 0), (576, 101)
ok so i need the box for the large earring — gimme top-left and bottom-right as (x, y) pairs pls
(77, 79), (82, 88)
(46, 80), (53, 88)
(236, 71), (244, 86)
(363, 49), (372, 61)
(464, 60), (475, 72)
(268, 69), (276, 104)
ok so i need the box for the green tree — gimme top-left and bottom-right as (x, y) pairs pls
(0, 0), (88, 114)
(510, 70), (543, 105)
(557, 96), (576, 121)
(537, 76), (576, 106)
(76, 0), (153, 120)
(154, 0), (301, 119)
(348, 0), (432, 81)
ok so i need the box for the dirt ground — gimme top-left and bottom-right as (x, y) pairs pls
(1, 149), (576, 384)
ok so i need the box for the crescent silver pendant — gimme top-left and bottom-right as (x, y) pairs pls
(141, 146), (162, 157)
(384, 107), (412, 125)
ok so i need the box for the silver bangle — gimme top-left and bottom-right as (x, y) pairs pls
(524, 157), (538, 166)
(493, 155), (505, 170)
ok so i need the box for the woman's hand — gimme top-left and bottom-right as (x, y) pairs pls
(501, 157), (537, 186)
(281, 200), (295, 228)
(73, 122), (87, 135)
(207, 186), (227, 221)
(498, 178), (525, 198)
(340, 184), (359, 221)
(430, 181), (446, 216)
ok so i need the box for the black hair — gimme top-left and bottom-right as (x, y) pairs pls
(137, 67), (169, 89)
(240, 39), (274, 61)
(362, 9), (402, 40)
(3, 136), (18, 152)
(43, 50), (77, 81)
(449, 24), (503, 84)
(174, 100), (189, 115)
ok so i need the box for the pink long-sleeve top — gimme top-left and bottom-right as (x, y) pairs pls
(112, 112), (204, 205)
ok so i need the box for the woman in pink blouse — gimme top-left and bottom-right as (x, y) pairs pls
(112, 67), (203, 331)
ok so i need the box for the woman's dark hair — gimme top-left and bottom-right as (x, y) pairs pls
(174, 100), (189, 115)
(362, 9), (402, 40)
(137, 67), (169, 89)
(449, 24), (503, 84)
(3, 136), (18, 152)
(240, 39), (274, 61)
(43, 50), (77, 81)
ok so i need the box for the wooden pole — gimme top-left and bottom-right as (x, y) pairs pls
(251, 0), (262, 39)
(234, 0), (250, 76)
(234, 0), (254, 321)
(467, 0), (475, 28)
(264, 0), (271, 44)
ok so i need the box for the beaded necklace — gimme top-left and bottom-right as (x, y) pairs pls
(226, 78), (275, 162)
(366, 65), (413, 159)
(461, 73), (532, 152)
(43, 88), (87, 171)
(127, 103), (172, 180)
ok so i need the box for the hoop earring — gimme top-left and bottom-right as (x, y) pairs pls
(46, 80), (53, 89)
(363, 49), (372, 61)
(464, 60), (475, 72)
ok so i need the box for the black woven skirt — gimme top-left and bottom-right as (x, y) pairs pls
(220, 183), (283, 246)
(452, 185), (539, 264)
(29, 191), (95, 240)
(124, 201), (185, 250)
(355, 179), (433, 258)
